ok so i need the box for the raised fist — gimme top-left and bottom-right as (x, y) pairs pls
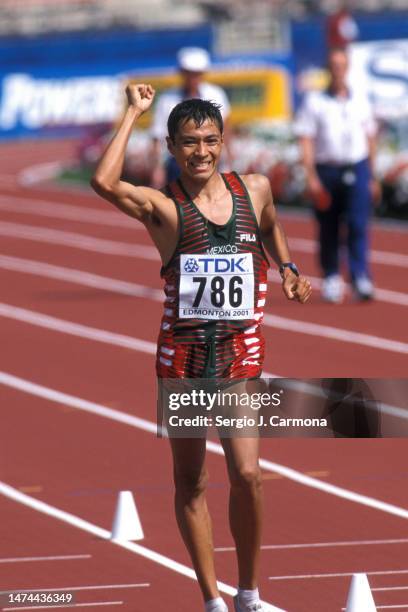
(126, 83), (155, 113)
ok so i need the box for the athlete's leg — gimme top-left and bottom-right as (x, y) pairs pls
(220, 434), (263, 589)
(169, 436), (220, 602)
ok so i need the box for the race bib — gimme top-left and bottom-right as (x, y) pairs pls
(179, 253), (254, 320)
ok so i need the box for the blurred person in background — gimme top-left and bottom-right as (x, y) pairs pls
(326, 0), (359, 50)
(150, 46), (232, 188)
(294, 47), (381, 303)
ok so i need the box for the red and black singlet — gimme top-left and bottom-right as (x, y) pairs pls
(156, 171), (269, 379)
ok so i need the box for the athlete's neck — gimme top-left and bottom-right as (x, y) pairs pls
(180, 171), (226, 203)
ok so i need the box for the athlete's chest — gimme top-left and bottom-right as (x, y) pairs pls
(193, 192), (233, 226)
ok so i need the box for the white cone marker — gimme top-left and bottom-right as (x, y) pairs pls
(111, 490), (144, 541)
(345, 573), (377, 611)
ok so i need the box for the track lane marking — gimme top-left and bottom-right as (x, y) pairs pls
(0, 585), (149, 592)
(342, 605), (408, 610)
(0, 255), (407, 354)
(0, 222), (157, 259)
(0, 196), (134, 228)
(2, 603), (123, 610)
(268, 569), (408, 580)
(267, 269), (408, 307)
(0, 555), (91, 564)
(288, 237), (408, 268)
(0, 254), (162, 299)
(2, 302), (408, 420)
(263, 312), (408, 355)
(373, 587), (408, 591)
(0, 303), (157, 355)
(1, 371), (408, 521)
(215, 538), (408, 552)
(1, 217), (408, 307)
(0, 299), (406, 444)
(0, 482), (283, 612)
(3, 184), (407, 235)
(1, 201), (408, 265)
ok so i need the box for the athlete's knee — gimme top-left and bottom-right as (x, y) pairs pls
(230, 464), (262, 493)
(174, 466), (209, 501)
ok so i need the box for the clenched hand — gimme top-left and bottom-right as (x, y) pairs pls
(126, 83), (155, 114)
(282, 272), (312, 303)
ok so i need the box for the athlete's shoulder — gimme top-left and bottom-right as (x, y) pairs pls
(240, 173), (272, 198)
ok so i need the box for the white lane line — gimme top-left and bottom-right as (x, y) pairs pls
(0, 303), (157, 355)
(342, 607), (408, 611)
(2, 302), (406, 420)
(373, 587), (408, 591)
(343, 607), (408, 611)
(0, 222), (158, 259)
(268, 569), (408, 580)
(0, 195), (135, 228)
(2, 603), (123, 610)
(268, 269), (408, 308)
(1, 200), (407, 265)
(263, 313), (408, 355)
(0, 372), (160, 435)
(0, 585), (149, 593)
(289, 237), (408, 268)
(215, 538), (408, 552)
(0, 482), (283, 612)
(0, 555), (91, 564)
(1, 254), (407, 355)
(0, 301), (276, 378)
(2, 371), (408, 522)
(269, 377), (407, 421)
(371, 607), (408, 610)
(18, 161), (66, 186)
(0, 254), (162, 300)
(206, 438), (408, 520)
(1, 217), (408, 309)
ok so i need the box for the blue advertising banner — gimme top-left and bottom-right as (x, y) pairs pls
(0, 25), (213, 140)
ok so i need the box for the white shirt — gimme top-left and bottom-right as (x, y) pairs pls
(150, 82), (231, 140)
(294, 89), (377, 165)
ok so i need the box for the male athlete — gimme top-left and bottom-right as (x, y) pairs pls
(91, 84), (311, 612)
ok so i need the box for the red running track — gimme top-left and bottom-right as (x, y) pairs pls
(0, 139), (408, 612)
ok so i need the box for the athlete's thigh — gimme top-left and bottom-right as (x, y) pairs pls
(217, 378), (261, 480)
(169, 436), (207, 480)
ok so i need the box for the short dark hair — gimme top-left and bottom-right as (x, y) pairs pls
(167, 98), (223, 141)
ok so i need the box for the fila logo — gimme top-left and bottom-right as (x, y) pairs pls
(239, 233), (256, 242)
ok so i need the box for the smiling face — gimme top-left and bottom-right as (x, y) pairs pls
(167, 118), (223, 182)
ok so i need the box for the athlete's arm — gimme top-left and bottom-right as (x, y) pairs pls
(90, 84), (165, 223)
(243, 174), (312, 303)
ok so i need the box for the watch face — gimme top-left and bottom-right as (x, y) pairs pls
(280, 263), (299, 276)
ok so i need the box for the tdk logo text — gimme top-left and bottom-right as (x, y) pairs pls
(194, 257), (247, 273)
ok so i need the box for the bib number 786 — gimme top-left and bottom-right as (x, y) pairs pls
(192, 275), (243, 308)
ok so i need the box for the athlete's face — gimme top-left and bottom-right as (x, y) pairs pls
(167, 118), (223, 181)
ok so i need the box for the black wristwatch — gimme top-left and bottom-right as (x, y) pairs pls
(279, 262), (299, 278)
